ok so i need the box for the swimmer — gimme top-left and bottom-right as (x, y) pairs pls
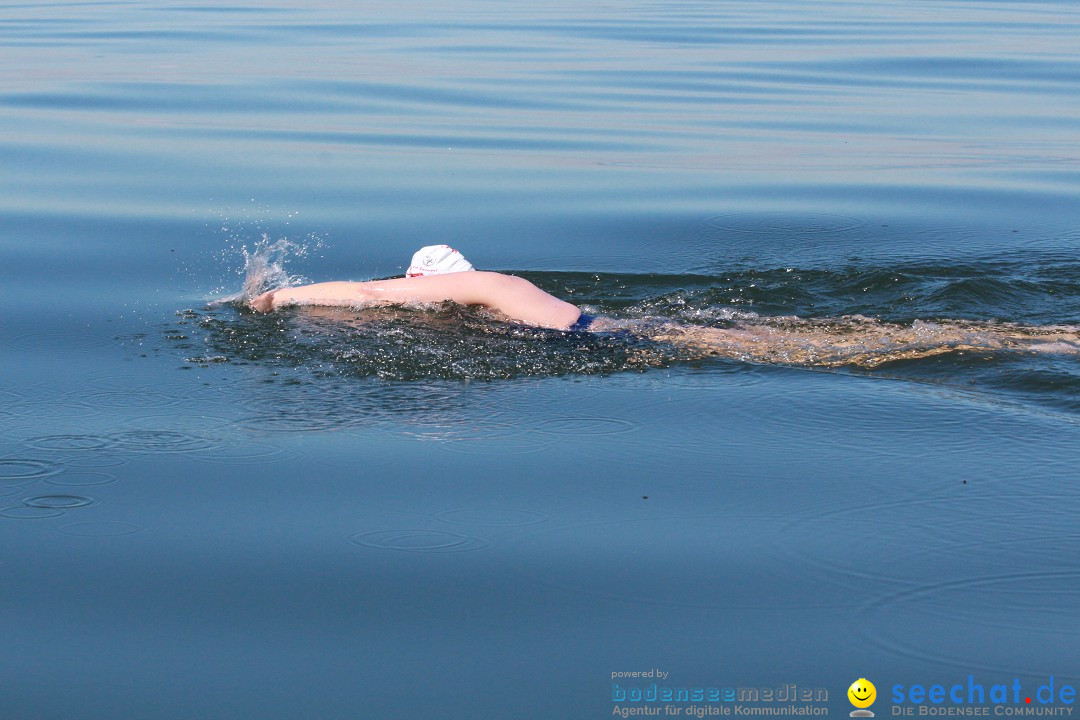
(249, 245), (1080, 368)
(250, 245), (588, 330)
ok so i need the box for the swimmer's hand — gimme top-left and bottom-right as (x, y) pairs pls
(250, 290), (276, 313)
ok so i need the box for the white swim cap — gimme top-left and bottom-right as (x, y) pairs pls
(406, 245), (475, 277)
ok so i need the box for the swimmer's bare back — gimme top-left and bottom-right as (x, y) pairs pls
(250, 271), (582, 331)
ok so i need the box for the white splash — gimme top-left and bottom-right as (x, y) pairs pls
(213, 234), (315, 305)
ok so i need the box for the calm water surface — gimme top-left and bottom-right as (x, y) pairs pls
(2, 1), (1079, 718)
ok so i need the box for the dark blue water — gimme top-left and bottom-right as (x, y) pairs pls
(2, 1), (1079, 718)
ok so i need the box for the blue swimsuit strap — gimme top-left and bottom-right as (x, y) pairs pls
(570, 313), (596, 332)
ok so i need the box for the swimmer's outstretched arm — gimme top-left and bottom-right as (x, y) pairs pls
(250, 271), (582, 330)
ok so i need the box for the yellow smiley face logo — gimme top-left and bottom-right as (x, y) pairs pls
(848, 679), (876, 709)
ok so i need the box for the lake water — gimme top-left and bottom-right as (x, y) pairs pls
(2, 1), (1079, 718)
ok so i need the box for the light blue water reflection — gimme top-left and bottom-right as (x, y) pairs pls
(1, 1), (1079, 718)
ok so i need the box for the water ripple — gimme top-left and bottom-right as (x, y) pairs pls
(45, 471), (118, 487)
(0, 506), (66, 519)
(23, 434), (115, 452)
(23, 495), (96, 509)
(862, 569), (1080, 677)
(350, 529), (492, 553)
(702, 212), (867, 235)
(55, 521), (149, 537)
(0, 458), (63, 482)
(104, 430), (217, 454)
(530, 416), (636, 436)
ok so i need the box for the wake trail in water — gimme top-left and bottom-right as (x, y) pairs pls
(635, 315), (1080, 368)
